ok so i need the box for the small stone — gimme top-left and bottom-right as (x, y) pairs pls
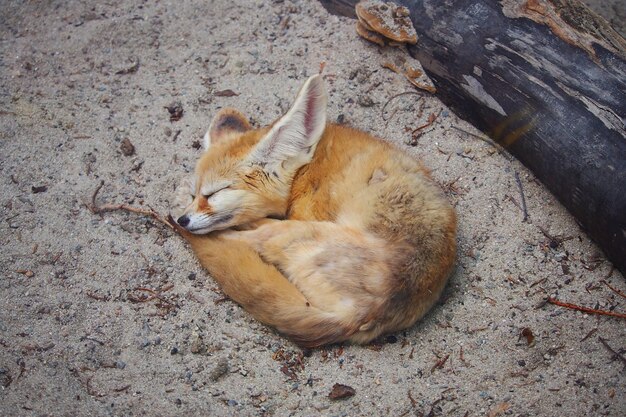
(170, 346), (179, 355)
(357, 95), (375, 107)
(166, 102), (184, 121)
(31, 185), (48, 194)
(115, 360), (126, 369)
(0, 368), (12, 388)
(120, 138), (135, 156)
(208, 357), (229, 381)
(37, 306), (51, 314)
(190, 333), (205, 354)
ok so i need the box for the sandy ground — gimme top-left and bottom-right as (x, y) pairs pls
(1, 1), (624, 416)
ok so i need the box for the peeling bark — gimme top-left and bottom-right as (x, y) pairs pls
(320, 0), (626, 274)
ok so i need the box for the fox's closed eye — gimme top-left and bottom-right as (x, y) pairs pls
(202, 185), (230, 199)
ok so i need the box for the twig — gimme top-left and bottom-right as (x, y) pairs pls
(90, 180), (105, 205)
(79, 336), (105, 345)
(85, 375), (106, 397)
(113, 384), (131, 393)
(580, 328), (597, 342)
(450, 125), (512, 161)
(536, 225), (574, 248)
(214, 295), (231, 304)
(431, 353), (450, 373)
(546, 297), (626, 319)
(514, 170), (529, 222)
(412, 108), (442, 134)
(601, 280), (626, 299)
(381, 91), (422, 121)
(87, 180), (180, 233)
(407, 390), (417, 408)
(459, 346), (467, 364)
(86, 291), (110, 301)
(129, 284), (175, 305)
(598, 337), (626, 368)
(128, 285), (178, 316)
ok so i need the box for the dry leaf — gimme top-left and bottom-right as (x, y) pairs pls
(520, 327), (535, 346)
(328, 383), (356, 400)
(214, 89), (239, 97)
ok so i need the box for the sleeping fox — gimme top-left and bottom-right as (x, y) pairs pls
(172, 75), (456, 347)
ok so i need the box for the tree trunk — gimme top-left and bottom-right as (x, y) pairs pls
(320, 0), (626, 275)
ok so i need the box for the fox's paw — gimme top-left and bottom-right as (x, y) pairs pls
(170, 176), (195, 219)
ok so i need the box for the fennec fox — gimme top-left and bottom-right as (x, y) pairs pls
(173, 75), (456, 347)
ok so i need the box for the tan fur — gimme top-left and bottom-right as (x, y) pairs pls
(175, 77), (456, 347)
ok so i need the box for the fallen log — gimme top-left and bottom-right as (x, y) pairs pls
(320, 0), (626, 275)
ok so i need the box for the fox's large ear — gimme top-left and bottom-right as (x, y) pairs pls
(203, 108), (251, 149)
(247, 75), (327, 171)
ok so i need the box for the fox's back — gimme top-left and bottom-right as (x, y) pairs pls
(290, 124), (454, 248)
(289, 124), (457, 337)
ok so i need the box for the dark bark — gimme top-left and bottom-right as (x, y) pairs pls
(320, 0), (626, 275)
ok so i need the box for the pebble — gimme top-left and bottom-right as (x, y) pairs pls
(120, 138), (135, 156)
(190, 333), (205, 354)
(357, 95), (375, 107)
(0, 368), (11, 388)
(209, 357), (229, 381)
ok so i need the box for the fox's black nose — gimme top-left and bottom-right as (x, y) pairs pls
(177, 215), (190, 227)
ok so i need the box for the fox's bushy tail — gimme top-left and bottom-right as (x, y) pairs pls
(182, 231), (355, 348)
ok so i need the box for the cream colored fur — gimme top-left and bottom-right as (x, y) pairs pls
(173, 75), (456, 347)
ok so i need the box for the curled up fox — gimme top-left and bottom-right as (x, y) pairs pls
(172, 75), (456, 348)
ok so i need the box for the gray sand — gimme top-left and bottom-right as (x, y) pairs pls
(1, 1), (624, 416)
